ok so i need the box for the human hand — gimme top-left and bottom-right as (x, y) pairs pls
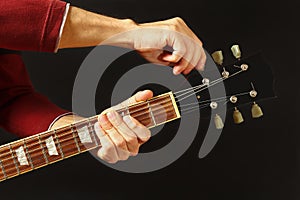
(94, 90), (153, 163)
(131, 17), (206, 75)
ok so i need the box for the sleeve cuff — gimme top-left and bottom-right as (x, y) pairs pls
(47, 111), (74, 130)
(54, 3), (70, 53)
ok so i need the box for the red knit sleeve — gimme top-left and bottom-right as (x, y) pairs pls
(0, 53), (69, 137)
(0, 0), (67, 52)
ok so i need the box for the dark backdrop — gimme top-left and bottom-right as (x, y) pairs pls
(0, 0), (299, 199)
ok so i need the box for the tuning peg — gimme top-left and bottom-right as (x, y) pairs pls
(249, 82), (257, 97)
(222, 67), (230, 78)
(251, 102), (263, 118)
(211, 50), (224, 65)
(233, 107), (244, 124)
(230, 96), (238, 103)
(231, 45), (241, 59)
(214, 114), (224, 129)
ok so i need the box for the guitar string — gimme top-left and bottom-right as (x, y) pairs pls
(95, 69), (244, 119)
(109, 69), (244, 117)
(174, 69), (243, 96)
(179, 92), (249, 108)
(176, 70), (244, 102)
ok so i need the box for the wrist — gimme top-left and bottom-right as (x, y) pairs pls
(102, 18), (138, 48)
(50, 114), (85, 130)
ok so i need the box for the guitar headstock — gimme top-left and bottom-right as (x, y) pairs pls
(211, 44), (275, 127)
(175, 44), (275, 129)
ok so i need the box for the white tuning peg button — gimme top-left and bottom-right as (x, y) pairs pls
(210, 102), (218, 109)
(241, 64), (249, 71)
(250, 90), (257, 98)
(230, 96), (238, 103)
(202, 78), (210, 86)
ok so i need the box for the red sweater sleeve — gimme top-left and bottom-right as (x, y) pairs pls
(0, 52), (69, 137)
(0, 0), (67, 52)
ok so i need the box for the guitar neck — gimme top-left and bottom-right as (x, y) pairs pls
(0, 92), (180, 182)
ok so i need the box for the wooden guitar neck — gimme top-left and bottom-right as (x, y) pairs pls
(0, 92), (180, 182)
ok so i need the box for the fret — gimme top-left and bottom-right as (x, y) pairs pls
(54, 130), (65, 159)
(24, 136), (48, 168)
(9, 144), (20, 175)
(119, 105), (130, 117)
(38, 135), (49, 164)
(11, 141), (33, 174)
(149, 94), (179, 126)
(88, 118), (99, 147)
(40, 131), (63, 163)
(23, 139), (34, 169)
(0, 158), (7, 181)
(0, 145), (18, 178)
(147, 100), (157, 126)
(71, 124), (81, 153)
(55, 126), (80, 158)
(129, 102), (154, 128)
(74, 119), (98, 151)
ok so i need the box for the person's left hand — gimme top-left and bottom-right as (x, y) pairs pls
(94, 90), (153, 163)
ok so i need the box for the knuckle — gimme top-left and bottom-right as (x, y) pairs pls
(104, 145), (115, 154)
(174, 17), (183, 23)
(115, 140), (126, 148)
(98, 116), (111, 130)
(127, 136), (137, 144)
(131, 148), (139, 156)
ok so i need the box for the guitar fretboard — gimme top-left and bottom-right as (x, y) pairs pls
(0, 92), (180, 182)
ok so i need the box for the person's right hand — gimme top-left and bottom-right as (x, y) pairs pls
(131, 17), (206, 75)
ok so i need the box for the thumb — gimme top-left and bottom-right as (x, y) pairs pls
(132, 90), (154, 103)
(114, 90), (153, 110)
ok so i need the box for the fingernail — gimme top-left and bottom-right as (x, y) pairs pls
(107, 111), (116, 120)
(123, 115), (136, 128)
(173, 69), (180, 75)
(140, 90), (147, 95)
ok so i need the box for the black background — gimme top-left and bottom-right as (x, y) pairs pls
(0, 0), (299, 199)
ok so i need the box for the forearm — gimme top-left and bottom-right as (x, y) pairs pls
(58, 6), (137, 49)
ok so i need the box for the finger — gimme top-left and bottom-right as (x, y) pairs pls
(195, 47), (206, 71)
(161, 53), (182, 64)
(140, 52), (171, 66)
(94, 122), (119, 163)
(173, 58), (190, 75)
(115, 90), (153, 110)
(107, 110), (139, 156)
(123, 115), (151, 143)
(99, 113), (130, 161)
(182, 62), (195, 75)
(162, 36), (186, 63)
(106, 127), (130, 161)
